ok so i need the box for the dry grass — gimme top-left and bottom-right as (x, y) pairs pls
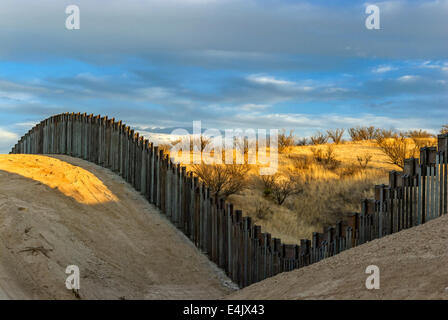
(162, 140), (410, 245)
(228, 141), (396, 244)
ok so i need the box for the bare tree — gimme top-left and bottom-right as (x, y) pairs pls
(295, 137), (308, 146)
(441, 125), (448, 135)
(311, 145), (339, 167)
(158, 138), (182, 154)
(376, 130), (436, 169)
(310, 131), (328, 145)
(253, 200), (273, 220)
(357, 154), (372, 170)
(289, 154), (313, 171)
(278, 129), (295, 153)
(260, 173), (303, 205)
(327, 128), (345, 144)
(349, 126), (380, 141)
(376, 133), (416, 169)
(405, 129), (434, 139)
(192, 163), (250, 198)
(375, 129), (395, 140)
(406, 130), (436, 150)
(189, 135), (211, 152)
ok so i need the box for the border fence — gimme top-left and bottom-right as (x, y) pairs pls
(9, 113), (448, 288)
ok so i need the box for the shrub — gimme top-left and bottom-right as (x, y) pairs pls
(158, 143), (173, 154)
(254, 200), (273, 220)
(189, 135), (211, 152)
(192, 163), (250, 198)
(310, 131), (328, 145)
(311, 145), (339, 168)
(348, 128), (359, 141)
(290, 154), (313, 171)
(278, 129), (295, 153)
(310, 147), (323, 162)
(296, 138), (308, 146)
(357, 154), (372, 170)
(375, 130), (436, 169)
(376, 129), (396, 140)
(158, 139), (184, 154)
(260, 175), (274, 197)
(405, 129), (434, 139)
(231, 136), (249, 160)
(441, 125), (448, 135)
(410, 136), (436, 150)
(337, 166), (362, 179)
(327, 128), (345, 144)
(402, 130), (435, 150)
(349, 126), (380, 141)
(376, 133), (416, 169)
(260, 173), (303, 205)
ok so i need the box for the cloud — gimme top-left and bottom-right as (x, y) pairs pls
(247, 74), (295, 87)
(1, 61), (446, 133)
(360, 74), (447, 98)
(0, 128), (18, 154)
(0, 0), (447, 66)
(0, 91), (35, 102)
(205, 111), (440, 136)
(419, 60), (448, 72)
(0, 80), (46, 103)
(397, 75), (419, 82)
(372, 65), (396, 73)
(240, 103), (269, 111)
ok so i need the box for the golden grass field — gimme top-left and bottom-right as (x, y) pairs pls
(165, 139), (408, 245)
(228, 141), (399, 244)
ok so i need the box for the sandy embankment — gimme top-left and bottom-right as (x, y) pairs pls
(0, 154), (236, 300)
(2, 154), (447, 300)
(228, 214), (448, 300)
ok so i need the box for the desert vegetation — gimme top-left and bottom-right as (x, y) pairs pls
(441, 124), (448, 135)
(191, 163), (250, 198)
(259, 173), (303, 205)
(163, 124), (442, 244)
(326, 128), (345, 144)
(310, 131), (328, 145)
(375, 130), (436, 169)
(278, 129), (295, 153)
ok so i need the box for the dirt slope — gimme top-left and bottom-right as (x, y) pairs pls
(0, 154), (236, 300)
(228, 215), (448, 300)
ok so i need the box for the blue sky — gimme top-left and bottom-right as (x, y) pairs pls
(0, 0), (447, 153)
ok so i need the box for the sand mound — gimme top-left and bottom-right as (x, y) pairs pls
(0, 154), (235, 300)
(228, 214), (448, 300)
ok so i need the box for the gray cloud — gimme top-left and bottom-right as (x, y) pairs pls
(1, 62), (447, 131)
(0, 127), (18, 154)
(0, 0), (447, 65)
